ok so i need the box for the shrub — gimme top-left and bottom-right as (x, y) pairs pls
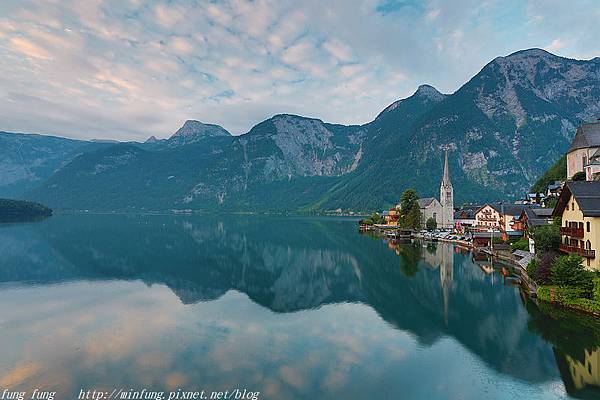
(511, 237), (529, 251)
(537, 286), (600, 314)
(536, 251), (557, 284)
(532, 224), (560, 254)
(492, 236), (505, 245)
(551, 254), (595, 297)
(594, 278), (600, 302)
(426, 217), (437, 231)
(571, 171), (586, 181)
(526, 258), (539, 280)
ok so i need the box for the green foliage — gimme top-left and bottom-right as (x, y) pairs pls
(531, 154), (566, 193)
(491, 236), (505, 245)
(400, 202), (422, 230)
(571, 171), (586, 181)
(0, 199), (52, 222)
(535, 251), (557, 284)
(398, 243), (422, 278)
(526, 258), (539, 280)
(532, 224), (560, 254)
(551, 254), (595, 297)
(537, 285), (600, 314)
(545, 197), (558, 209)
(426, 217), (437, 231)
(511, 237), (529, 251)
(360, 212), (385, 226)
(399, 189), (419, 214)
(593, 278), (600, 302)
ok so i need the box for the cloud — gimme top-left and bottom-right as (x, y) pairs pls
(0, 0), (598, 140)
(545, 38), (565, 52)
(9, 37), (52, 59)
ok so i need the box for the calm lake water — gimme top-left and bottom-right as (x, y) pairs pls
(1, 215), (599, 400)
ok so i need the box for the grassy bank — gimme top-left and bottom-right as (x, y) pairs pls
(537, 279), (600, 317)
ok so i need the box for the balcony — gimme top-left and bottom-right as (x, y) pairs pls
(560, 226), (584, 238)
(559, 244), (596, 258)
(478, 216), (497, 222)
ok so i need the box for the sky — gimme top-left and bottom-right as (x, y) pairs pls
(0, 0), (599, 141)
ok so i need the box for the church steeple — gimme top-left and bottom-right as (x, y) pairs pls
(440, 148), (454, 229)
(442, 149), (451, 186)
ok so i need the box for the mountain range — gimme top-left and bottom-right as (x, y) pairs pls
(3, 48), (600, 212)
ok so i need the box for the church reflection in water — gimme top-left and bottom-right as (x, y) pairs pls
(1, 214), (600, 398)
(382, 236), (600, 397)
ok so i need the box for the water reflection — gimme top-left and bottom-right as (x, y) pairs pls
(0, 215), (598, 398)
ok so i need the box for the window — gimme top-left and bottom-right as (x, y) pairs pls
(587, 221), (591, 232)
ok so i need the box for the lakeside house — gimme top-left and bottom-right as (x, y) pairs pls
(552, 181), (600, 270)
(567, 119), (600, 179)
(474, 203), (532, 233)
(384, 206), (401, 226)
(513, 207), (554, 253)
(547, 180), (564, 197)
(454, 207), (478, 231)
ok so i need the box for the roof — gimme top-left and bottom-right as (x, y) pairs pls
(417, 197), (437, 208)
(553, 181), (600, 217)
(513, 250), (534, 268)
(532, 208), (554, 217)
(454, 209), (476, 219)
(521, 207), (553, 228)
(478, 203), (537, 217)
(568, 121), (600, 153)
(547, 181), (563, 191)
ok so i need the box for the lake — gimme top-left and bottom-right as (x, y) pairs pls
(0, 214), (599, 400)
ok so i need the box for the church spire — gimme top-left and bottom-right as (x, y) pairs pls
(442, 149), (451, 186)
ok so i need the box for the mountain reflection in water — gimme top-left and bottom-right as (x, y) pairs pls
(0, 214), (599, 399)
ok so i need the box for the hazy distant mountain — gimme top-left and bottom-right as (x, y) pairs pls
(14, 49), (600, 211)
(0, 132), (108, 197)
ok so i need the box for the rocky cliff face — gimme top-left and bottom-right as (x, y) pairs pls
(14, 49), (600, 211)
(319, 49), (600, 210)
(167, 120), (231, 147)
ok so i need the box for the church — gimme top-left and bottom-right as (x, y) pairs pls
(417, 150), (454, 229)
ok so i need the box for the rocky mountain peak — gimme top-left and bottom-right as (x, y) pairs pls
(414, 84), (445, 101)
(167, 120), (231, 147)
(377, 84), (445, 119)
(171, 120), (230, 138)
(145, 135), (159, 143)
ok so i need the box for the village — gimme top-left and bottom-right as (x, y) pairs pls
(360, 118), (600, 316)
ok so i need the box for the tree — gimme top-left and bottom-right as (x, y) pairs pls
(360, 212), (385, 226)
(400, 189), (419, 214)
(531, 155), (566, 193)
(571, 171), (586, 181)
(532, 224), (560, 254)
(401, 202), (422, 230)
(426, 217), (437, 231)
(511, 237), (529, 251)
(536, 251), (557, 284)
(551, 254), (595, 296)
(545, 197), (558, 209)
